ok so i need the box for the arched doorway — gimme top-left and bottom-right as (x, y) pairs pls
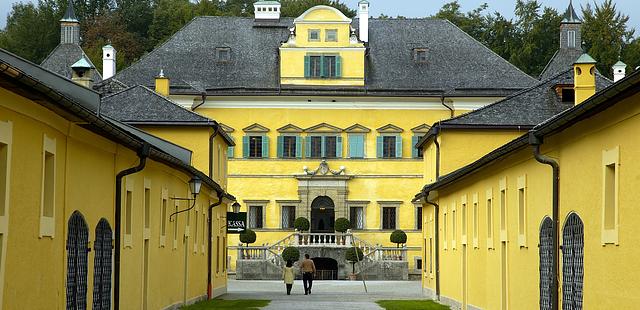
(66, 211), (89, 310)
(312, 257), (338, 280)
(562, 213), (584, 310)
(93, 219), (112, 310)
(539, 217), (553, 310)
(311, 196), (335, 233)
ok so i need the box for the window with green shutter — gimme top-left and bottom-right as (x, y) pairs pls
(244, 135), (269, 159)
(377, 135), (402, 158)
(227, 146), (234, 159)
(278, 136), (298, 159)
(307, 135), (341, 158)
(412, 135), (424, 158)
(305, 54), (341, 78)
(349, 134), (365, 158)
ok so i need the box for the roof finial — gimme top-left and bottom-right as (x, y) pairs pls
(159, 69), (165, 78)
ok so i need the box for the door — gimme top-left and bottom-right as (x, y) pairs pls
(311, 196), (335, 233)
(67, 211), (89, 310)
(92, 219), (112, 310)
(501, 241), (508, 310)
(539, 217), (553, 310)
(562, 213), (584, 310)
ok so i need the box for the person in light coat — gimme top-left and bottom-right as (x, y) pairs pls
(283, 260), (295, 295)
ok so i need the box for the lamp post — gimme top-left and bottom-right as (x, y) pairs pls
(169, 176), (203, 222)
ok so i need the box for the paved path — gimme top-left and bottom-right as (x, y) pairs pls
(221, 279), (425, 309)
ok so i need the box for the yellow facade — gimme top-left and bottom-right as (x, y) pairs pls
(280, 5), (365, 86)
(0, 69), (228, 309)
(420, 77), (640, 308)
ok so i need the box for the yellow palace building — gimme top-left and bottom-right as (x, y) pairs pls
(0, 3), (234, 307)
(414, 3), (640, 308)
(99, 1), (536, 279)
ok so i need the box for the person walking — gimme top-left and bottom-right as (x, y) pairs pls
(283, 260), (295, 295)
(301, 253), (316, 295)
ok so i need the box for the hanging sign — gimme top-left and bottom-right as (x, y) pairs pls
(226, 212), (247, 234)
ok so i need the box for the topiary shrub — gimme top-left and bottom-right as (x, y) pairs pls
(345, 247), (364, 274)
(334, 217), (351, 233)
(293, 217), (310, 232)
(390, 230), (407, 247)
(281, 246), (300, 263)
(239, 229), (256, 246)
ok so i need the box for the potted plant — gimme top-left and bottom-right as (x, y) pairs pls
(281, 246), (300, 265)
(239, 229), (257, 259)
(334, 217), (351, 245)
(294, 217), (310, 244)
(345, 246), (364, 280)
(390, 229), (407, 260)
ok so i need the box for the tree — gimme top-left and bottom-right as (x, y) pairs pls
(280, 0), (355, 18)
(147, 0), (196, 48)
(622, 38), (640, 73)
(390, 230), (407, 248)
(294, 217), (310, 232)
(281, 246), (300, 263)
(581, 0), (635, 78)
(0, 1), (61, 64)
(345, 246), (364, 274)
(334, 217), (350, 233)
(239, 229), (257, 246)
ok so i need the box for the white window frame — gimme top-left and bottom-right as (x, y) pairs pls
(602, 146), (619, 245)
(414, 203), (423, 230)
(348, 201), (368, 230)
(39, 134), (56, 238)
(280, 205), (296, 229)
(379, 201), (401, 230)
(309, 29), (320, 42)
(517, 175), (527, 247)
(326, 29), (338, 42)
(124, 177), (134, 248)
(245, 200), (268, 230)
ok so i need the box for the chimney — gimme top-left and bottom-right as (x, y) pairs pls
(155, 70), (170, 97)
(102, 44), (116, 80)
(573, 53), (597, 105)
(254, 1), (281, 20)
(70, 57), (95, 88)
(612, 60), (627, 82)
(358, 0), (369, 43)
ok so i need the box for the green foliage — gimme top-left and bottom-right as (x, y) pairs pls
(390, 230), (407, 247)
(239, 229), (256, 245)
(281, 246), (300, 262)
(376, 300), (450, 310)
(293, 217), (310, 231)
(581, 0), (635, 78)
(334, 217), (350, 233)
(280, 0), (355, 18)
(181, 299), (270, 310)
(345, 246), (364, 262)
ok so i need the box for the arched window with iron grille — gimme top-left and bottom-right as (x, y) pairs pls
(539, 216), (553, 310)
(93, 218), (112, 310)
(562, 213), (584, 310)
(66, 211), (89, 310)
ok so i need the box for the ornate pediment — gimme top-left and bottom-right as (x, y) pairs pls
(219, 123), (235, 133)
(376, 124), (403, 133)
(303, 160), (345, 176)
(277, 124), (304, 133)
(345, 123), (371, 133)
(305, 123), (342, 133)
(411, 124), (431, 133)
(242, 123), (269, 133)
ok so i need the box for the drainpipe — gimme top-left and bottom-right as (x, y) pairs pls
(192, 92), (207, 111)
(423, 189), (440, 300)
(207, 191), (224, 299)
(440, 95), (454, 118)
(433, 125), (441, 179)
(209, 124), (221, 179)
(529, 132), (559, 310)
(114, 143), (150, 310)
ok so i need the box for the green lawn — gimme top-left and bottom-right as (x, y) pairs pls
(180, 299), (270, 310)
(376, 300), (450, 310)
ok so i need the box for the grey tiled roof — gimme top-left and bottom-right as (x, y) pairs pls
(94, 78), (130, 96)
(439, 69), (613, 128)
(41, 44), (102, 82)
(114, 16), (536, 97)
(101, 85), (215, 125)
(539, 48), (583, 80)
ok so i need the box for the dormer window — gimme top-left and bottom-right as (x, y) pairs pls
(216, 47), (231, 62)
(326, 29), (338, 42)
(414, 49), (428, 63)
(309, 29), (320, 42)
(304, 55), (342, 78)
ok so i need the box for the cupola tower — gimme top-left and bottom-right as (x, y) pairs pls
(60, 0), (80, 45)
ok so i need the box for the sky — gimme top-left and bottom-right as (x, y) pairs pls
(1, 0), (639, 32)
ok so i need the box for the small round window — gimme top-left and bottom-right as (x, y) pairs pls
(576, 67), (582, 75)
(590, 66), (595, 76)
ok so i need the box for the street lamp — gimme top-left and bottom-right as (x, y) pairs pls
(189, 176), (202, 197)
(232, 202), (241, 213)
